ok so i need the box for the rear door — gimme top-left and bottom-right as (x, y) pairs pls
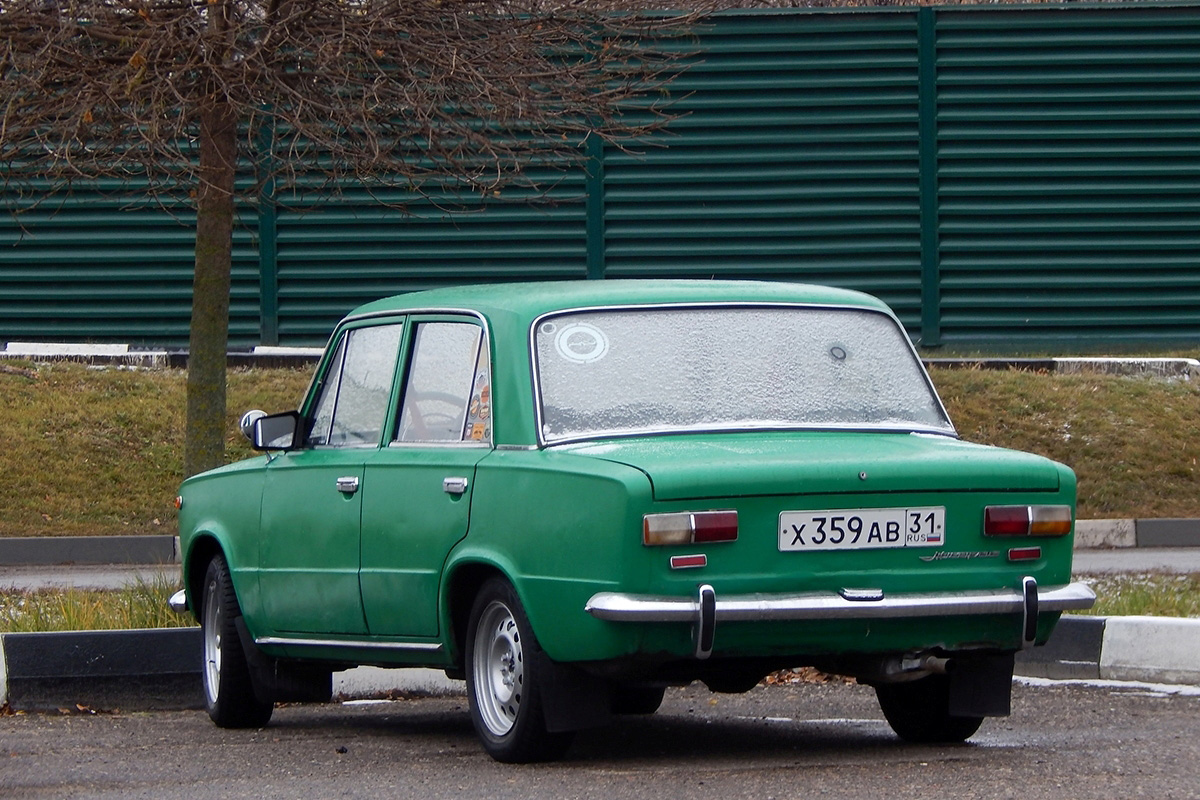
(360, 316), (493, 637)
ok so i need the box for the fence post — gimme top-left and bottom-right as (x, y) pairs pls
(585, 133), (606, 281)
(917, 6), (941, 348)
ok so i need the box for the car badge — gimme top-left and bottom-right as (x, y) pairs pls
(919, 550), (1000, 562)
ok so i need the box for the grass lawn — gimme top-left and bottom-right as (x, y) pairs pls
(0, 361), (1197, 536)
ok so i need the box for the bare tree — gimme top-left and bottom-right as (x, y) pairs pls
(0, 0), (706, 476)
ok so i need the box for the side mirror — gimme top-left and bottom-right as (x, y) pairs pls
(250, 411), (303, 452)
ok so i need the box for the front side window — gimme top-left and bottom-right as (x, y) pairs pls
(306, 323), (404, 447)
(534, 306), (953, 443)
(397, 321), (489, 444)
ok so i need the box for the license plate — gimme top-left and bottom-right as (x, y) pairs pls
(778, 507), (945, 552)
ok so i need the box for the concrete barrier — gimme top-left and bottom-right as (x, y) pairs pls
(1099, 616), (1200, 685)
(3, 615), (1195, 712)
(0, 536), (179, 566)
(0, 627), (463, 711)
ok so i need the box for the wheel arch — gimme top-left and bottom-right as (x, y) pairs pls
(442, 557), (514, 669)
(182, 531), (249, 623)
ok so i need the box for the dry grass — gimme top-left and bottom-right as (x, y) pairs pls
(0, 361), (314, 537)
(0, 361), (1197, 536)
(1074, 573), (1200, 619)
(932, 368), (1200, 520)
(0, 574), (193, 633)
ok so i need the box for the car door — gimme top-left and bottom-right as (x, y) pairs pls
(360, 316), (492, 637)
(258, 321), (405, 635)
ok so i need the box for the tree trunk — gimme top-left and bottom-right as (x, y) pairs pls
(185, 102), (238, 478)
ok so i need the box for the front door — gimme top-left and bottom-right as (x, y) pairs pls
(258, 322), (405, 635)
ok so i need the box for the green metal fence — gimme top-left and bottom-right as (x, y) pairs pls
(2, 3), (1199, 349)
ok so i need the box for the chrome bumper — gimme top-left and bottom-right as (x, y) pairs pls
(168, 589), (188, 614)
(585, 578), (1096, 659)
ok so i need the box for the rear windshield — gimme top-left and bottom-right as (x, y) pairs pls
(533, 305), (953, 443)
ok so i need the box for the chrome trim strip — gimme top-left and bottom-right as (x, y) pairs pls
(256, 636), (444, 654)
(529, 301), (957, 448)
(584, 581), (1096, 623)
(168, 589), (188, 613)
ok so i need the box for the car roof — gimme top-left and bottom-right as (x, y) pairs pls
(344, 279), (892, 323)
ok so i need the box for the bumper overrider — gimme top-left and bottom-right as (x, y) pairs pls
(585, 577), (1097, 659)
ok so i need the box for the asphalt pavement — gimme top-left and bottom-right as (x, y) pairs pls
(3, 679), (1198, 800)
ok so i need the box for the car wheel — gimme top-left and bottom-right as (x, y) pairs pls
(201, 555), (274, 728)
(875, 674), (984, 743)
(611, 685), (666, 715)
(465, 578), (574, 763)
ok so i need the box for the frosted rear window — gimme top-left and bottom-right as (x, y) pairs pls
(534, 306), (952, 443)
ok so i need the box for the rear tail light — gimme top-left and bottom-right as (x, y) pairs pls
(644, 511), (738, 546)
(984, 505), (1072, 537)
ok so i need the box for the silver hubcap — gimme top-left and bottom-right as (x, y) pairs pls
(202, 576), (222, 706)
(472, 600), (524, 737)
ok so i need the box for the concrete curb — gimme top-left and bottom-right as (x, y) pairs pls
(1015, 615), (1200, 686)
(1074, 519), (1200, 549)
(2, 343), (323, 369)
(0, 536), (180, 566)
(0, 628), (463, 711)
(6, 346), (1197, 380)
(3, 616), (1195, 712)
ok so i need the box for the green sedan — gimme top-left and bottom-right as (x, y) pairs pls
(171, 279), (1095, 762)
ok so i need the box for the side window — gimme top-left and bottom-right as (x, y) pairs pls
(397, 322), (489, 444)
(306, 336), (346, 446)
(306, 324), (404, 447)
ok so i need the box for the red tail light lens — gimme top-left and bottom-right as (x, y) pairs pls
(984, 505), (1072, 537)
(984, 506), (1030, 536)
(644, 511), (738, 546)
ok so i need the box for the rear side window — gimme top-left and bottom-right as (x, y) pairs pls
(306, 324), (404, 447)
(396, 321), (490, 444)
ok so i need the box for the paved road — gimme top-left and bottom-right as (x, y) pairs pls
(0, 564), (180, 591)
(1072, 547), (1200, 575)
(2, 679), (1197, 799)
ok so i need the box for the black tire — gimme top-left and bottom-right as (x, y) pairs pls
(465, 578), (574, 763)
(611, 685), (666, 715)
(875, 674), (984, 744)
(201, 555), (274, 728)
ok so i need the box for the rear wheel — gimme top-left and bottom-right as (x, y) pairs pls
(201, 555), (274, 728)
(465, 578), (574, 763)
(875, 675), (984, 743)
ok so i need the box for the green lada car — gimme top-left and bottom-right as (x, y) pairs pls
(171, 279), (1095, 762)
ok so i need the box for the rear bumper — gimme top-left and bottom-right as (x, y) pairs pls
(585, 578), (1096, 659)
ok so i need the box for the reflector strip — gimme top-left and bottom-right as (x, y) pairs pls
(670, 554), (708, 570)
(1008, 547), (1042, 562)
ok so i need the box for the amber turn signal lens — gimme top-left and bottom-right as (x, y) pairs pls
(984, 505), (1072, 537)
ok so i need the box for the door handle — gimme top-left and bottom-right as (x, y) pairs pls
(443, 476), (469, 496)
(336, 476), (360, 495)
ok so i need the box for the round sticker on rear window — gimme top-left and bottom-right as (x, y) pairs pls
(555, 322), (609, 364)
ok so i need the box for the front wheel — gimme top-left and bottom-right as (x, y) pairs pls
(875, 674), (984, 743)
(465, 578), (574, 763)
(201, 555), (274, 728)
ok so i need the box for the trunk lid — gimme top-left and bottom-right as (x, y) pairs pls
(560, 431), (1062, 500)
